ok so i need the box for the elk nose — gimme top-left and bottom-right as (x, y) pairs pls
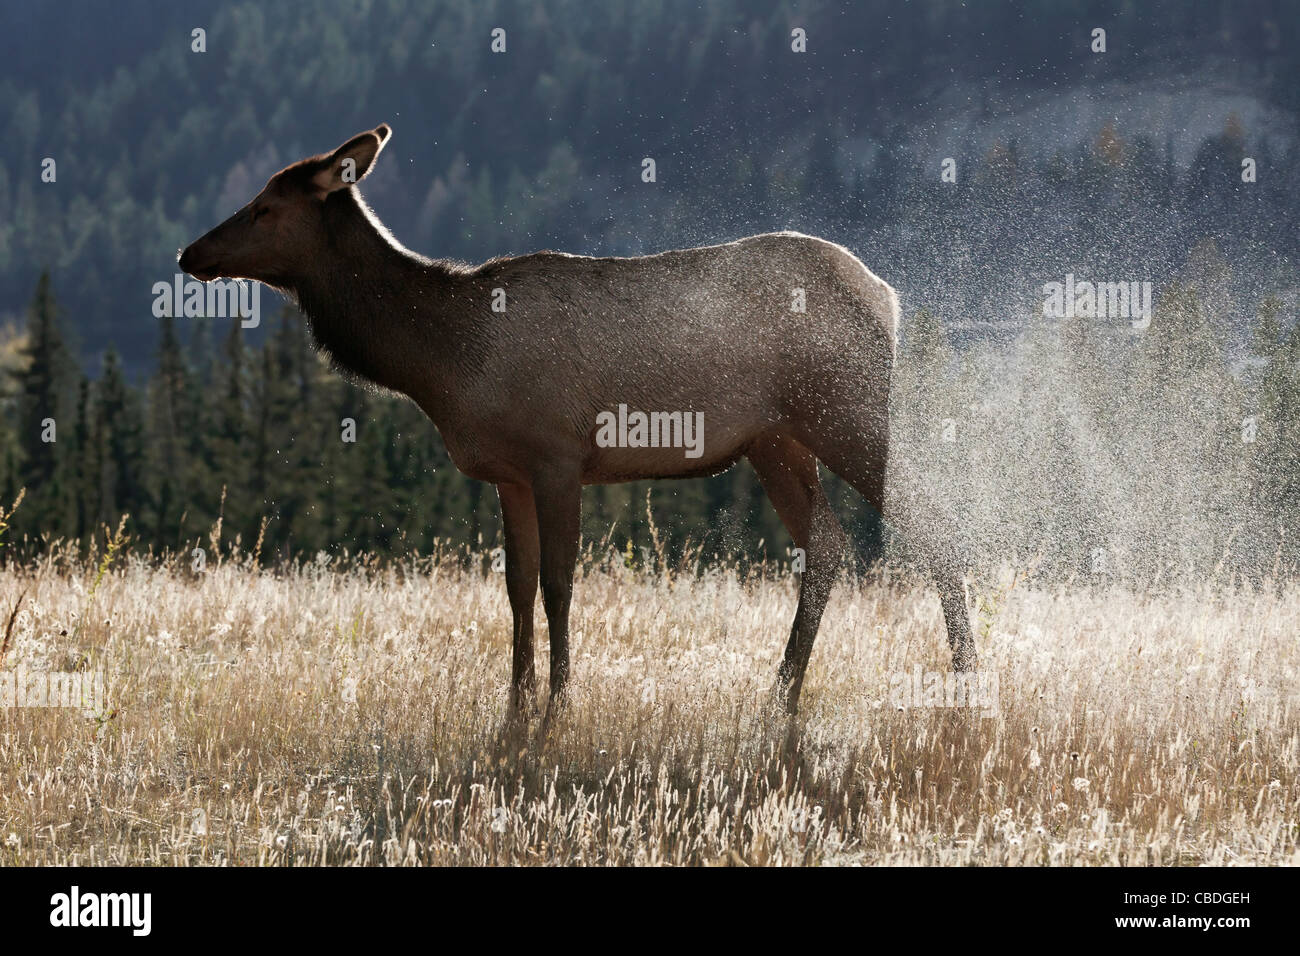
(178, 244), (212, 281)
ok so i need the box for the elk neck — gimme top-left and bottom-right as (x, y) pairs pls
(287, 187), (479, 410)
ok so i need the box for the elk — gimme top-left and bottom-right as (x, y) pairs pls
(179, 125), (976, 719)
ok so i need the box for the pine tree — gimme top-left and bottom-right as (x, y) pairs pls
(208, 322), (251, 548)
(95, 348), (144, 534)
(145, 314), (188, 546)
(1251, 296), (1300, 572)
(15, 271), (74, 536)
(73, 374), (95, 541)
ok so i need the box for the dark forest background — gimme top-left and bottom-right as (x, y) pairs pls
(0, 0), (1297, 578)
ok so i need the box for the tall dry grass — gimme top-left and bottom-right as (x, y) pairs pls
(0, 543), (1296, 866)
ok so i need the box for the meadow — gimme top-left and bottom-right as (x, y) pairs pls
(1, 534), (1295, 867)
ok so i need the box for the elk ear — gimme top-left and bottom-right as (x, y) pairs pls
(311, 124), (391, 196)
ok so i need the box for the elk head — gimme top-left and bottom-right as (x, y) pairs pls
(178, 124), (391, 287)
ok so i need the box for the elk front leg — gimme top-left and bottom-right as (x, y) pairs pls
(532, 470), (582, 716)
(497, 482), (539, 716)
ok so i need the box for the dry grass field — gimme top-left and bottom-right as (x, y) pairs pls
(1, 544), (1297, 866)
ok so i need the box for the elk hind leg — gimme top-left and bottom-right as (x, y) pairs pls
(532, 469), (582, 723)
(803, 411), (977, 673)
(747, 433), (847, 714)
(497, 482), (539, 718)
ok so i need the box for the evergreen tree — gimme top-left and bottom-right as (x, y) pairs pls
(95, 348), (145, 533)
(15, 271), (74, 535)
(1251, 297), (1300, 572)
(145, 314), (188, 545)
(208, 322), (251, 546)
(73, 374), (95, 540)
